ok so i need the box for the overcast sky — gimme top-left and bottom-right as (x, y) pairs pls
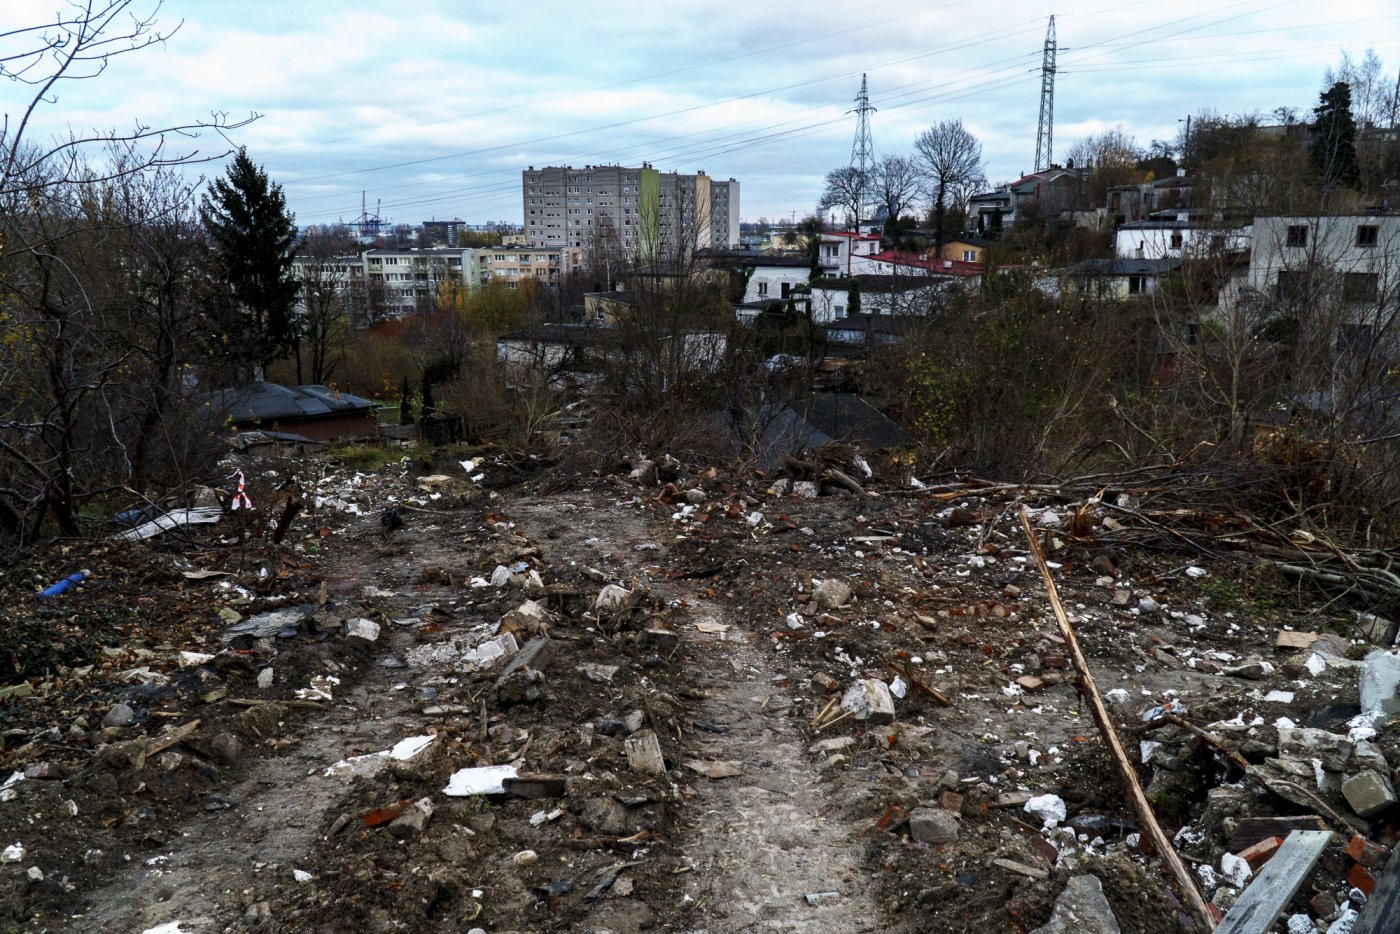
(4, 1), (1398, 229)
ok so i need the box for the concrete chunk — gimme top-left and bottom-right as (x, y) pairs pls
(840, 679), (895, 724)
(908, 807), (959, 845)
(1030, 875), (1121, 934)
(1278, 727), (1354, 771)
(624, 729), (667, 776)
(1361, 649), (1400, 721)
(1343, 771), (1397, 818)
(388, 797), (435, 840)
(813, 578), (852, 609)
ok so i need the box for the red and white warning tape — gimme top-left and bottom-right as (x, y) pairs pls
(231, 469), (253, 511)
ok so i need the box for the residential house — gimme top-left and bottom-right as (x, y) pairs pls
(1107, 171), (1194, 226)
(818, 231), (883, 277)
(823, 314), (919, 348)
(741, 256), (813, 305)
(204, 382), (379, 443)
(583, 290), (633, 325)
(808, 276), (943, 323)
(497, 323), (608, 371)
(521, 164), (740, 260)
(1047, 257), (1183, 300)
(968, 188), (1014, 237)
(968, 167), (1087, 236)
(478, 245), (583, 291)
(1114, 218), (1251, 260)
(856, 250), (981, 280)
(420, 219), (465, 247)
(364, 247), (472, 315)
(1245, 214), (1400, 347)
(939, 236), (994, 266)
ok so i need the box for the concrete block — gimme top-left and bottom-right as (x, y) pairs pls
(1343, 770), (1396, 818)
(908, 807), (959, 845)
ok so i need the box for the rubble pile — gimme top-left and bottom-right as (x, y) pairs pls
(2, 443), (1399, 932)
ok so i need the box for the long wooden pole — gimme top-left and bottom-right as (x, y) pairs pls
(1018, 507), (1216, 931)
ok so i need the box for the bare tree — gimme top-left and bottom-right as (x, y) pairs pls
(295, 230), (354, 385)
(913, 119), (985, 247)
(1, 2), (255, 209)
(0, 2), (255, 547)
(871, 155), (920, 239)
(817, 165), (867, 231)
(1326, 47), (1389, 130)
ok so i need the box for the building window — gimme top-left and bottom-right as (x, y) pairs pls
(1128, 275), (1146, 295)
(757, 282), (768, 296)
(1286, 225), (1308, 248)
(1342, 272), (1379, 304)
(1358, 225), (1379, 247)
(1341, 323), (1375, 353)
(834, 304), (845, 317)
(1276, 270), (1309, 301)
(962, 250), (976, 262)
(1170, 232), (1183, 249)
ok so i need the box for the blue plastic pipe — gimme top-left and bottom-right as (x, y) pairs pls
(38, 570), (90, 600)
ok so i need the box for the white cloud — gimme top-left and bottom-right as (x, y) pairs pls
(3, 1), (1396, 222)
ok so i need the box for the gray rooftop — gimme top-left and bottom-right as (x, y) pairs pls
(206, 383), (379, 424)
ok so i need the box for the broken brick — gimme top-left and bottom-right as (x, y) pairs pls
(1236, 835), (1283, 869)
(363, 801), (408, 828)
(1348, 862), (1376, 897)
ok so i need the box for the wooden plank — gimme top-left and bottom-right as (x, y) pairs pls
(1216, 831), (1331, 934)
(1019, 509), (1217, 932)
(1354, 841), (1400, 934)
(1227, 815), (1329, 852)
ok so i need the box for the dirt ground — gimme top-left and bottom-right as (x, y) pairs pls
(0, 447), (1394, 933)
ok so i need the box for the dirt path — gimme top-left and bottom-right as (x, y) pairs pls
(677, 607), (891, 933)
(57, 613), (441, 933)
(506, 494), (897, 932)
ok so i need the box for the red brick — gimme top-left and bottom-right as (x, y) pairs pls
(1236, 836), (1283, 869)
(1348, 863), (1376, 897)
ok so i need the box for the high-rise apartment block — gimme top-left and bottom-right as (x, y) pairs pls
(522, 164), (739, 261)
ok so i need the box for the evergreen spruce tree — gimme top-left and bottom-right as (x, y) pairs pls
(201, 148), (301, 376)
(848, 278), (862, 317)
(1310, 81), (1362, 193)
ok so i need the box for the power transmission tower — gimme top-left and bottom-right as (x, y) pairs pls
(848, 73), (876, 229)
(1034, 16), (1057, 173)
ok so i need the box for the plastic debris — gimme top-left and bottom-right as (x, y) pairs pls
(37, 570), (90, 600)
(444, 764), (517, 796)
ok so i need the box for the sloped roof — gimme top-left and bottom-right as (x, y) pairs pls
(207, 383), (379, 424)
(865, 251), (982, 277)
(1062, 257), (1183, 277)
(810, 275), (939, 295)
